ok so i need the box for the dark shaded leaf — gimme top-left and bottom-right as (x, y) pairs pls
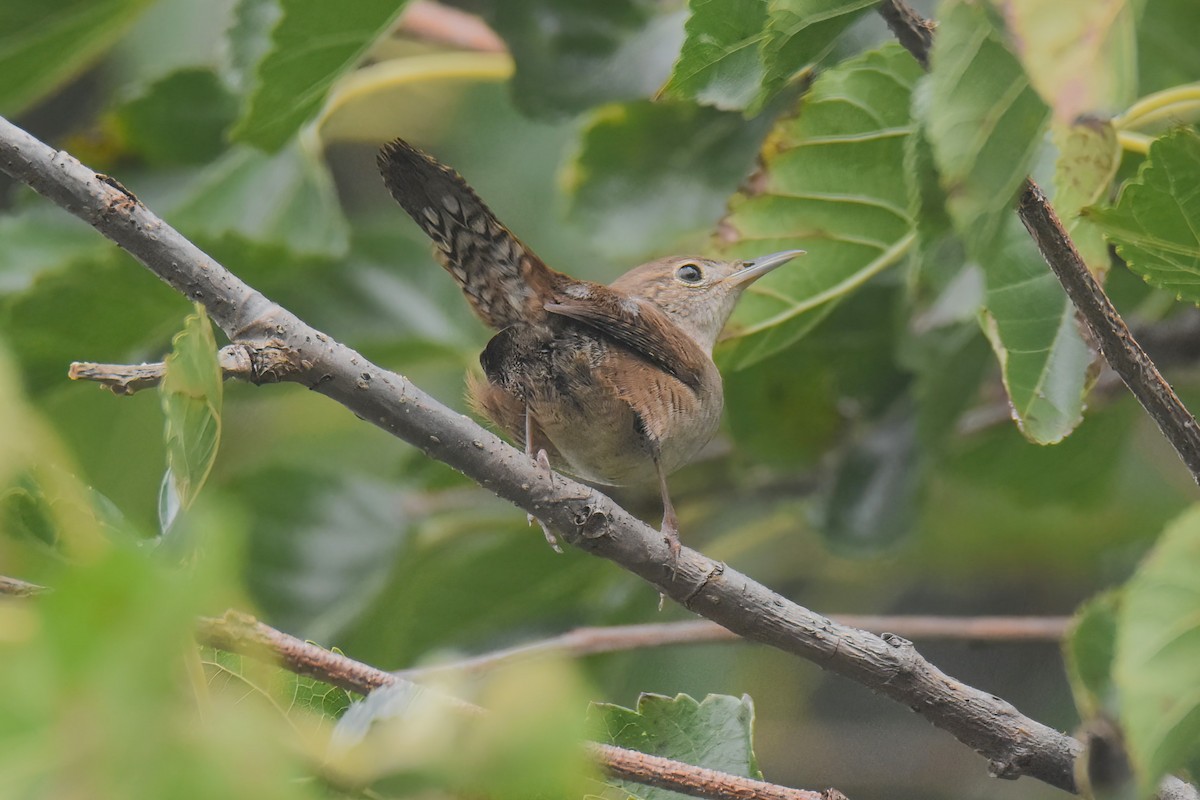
(111, 68), (238, 165)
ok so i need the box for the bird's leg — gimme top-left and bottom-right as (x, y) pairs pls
(654, 455), (682, 561)
(525, 406), (562, 553)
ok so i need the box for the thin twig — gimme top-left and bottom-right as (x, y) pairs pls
(69, 344), (258, 395)
(0, 115), (1082, 791)
(197, 611), (828, 800)
(0, 575), (49, 597)
(397, 615), (1070, 680)
(877, 0), (1200, 485)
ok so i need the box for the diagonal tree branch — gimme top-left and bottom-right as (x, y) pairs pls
(197, 611), (830, 800)
(878, 0), (1200, 485)
(0, 115), (1082, 792)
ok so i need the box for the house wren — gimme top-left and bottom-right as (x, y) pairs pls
(378, 139), (801, 555)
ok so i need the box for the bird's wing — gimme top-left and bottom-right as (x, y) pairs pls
(543, 288), (709, 392)
(377, 138), (567, 330)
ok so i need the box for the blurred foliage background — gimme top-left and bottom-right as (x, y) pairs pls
(2, 0), (1199, 798)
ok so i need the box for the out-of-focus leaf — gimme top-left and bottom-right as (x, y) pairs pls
(226, 0), (281, 95)
(1089, 129), (1200, 302)
(565, 101), (770, 259)
(716, 44), (921, 369)
(0, 206), (104, 294)
(232, 0), (411, 150)
(1065, 590), (1121, 720)
(754, 0), (877, 113)
(0, 531), (319, 800)
(725, 282), (908, 466)
(109, 0), (238, 93)
(590, 693), (760, 800)
(0, 0), (156, 115)
(1115, 503), (1200, 795)
(485, 0), (686, 116)
(1052, 120), (1121, 276)
(658, 0), (768, 111)
(1136, 0), (1200, 96)
(111, 68), (238, 165)
(926, 0), (1049, 256)
(1, 251), (184, 394)
(169, 141), (350, 258)
(978, 216), (1091, 444)
(226, 466), (410, 643)
(203, 647), (353, 722)
(925, 0), (1088, 444)
(159, 305), (223, 533)
(995, 0), (1141, 124)
(815, 402), (922, 555)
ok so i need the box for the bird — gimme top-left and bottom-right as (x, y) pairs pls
(377, 138), (802, 556)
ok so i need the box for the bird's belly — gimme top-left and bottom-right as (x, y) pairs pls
(530, 379), (722, 486)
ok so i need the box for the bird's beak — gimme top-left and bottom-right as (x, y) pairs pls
(724, 249), (805, 287)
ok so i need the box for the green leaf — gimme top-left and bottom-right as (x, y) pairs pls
(926, 0), (1050, 256)
(815, 402), (922, 555)
(565, 101), (770, 259)
(1089, 129), (1200, 302)
(716, 44), (922, 369)
(169, 141), (350, 258)
(997, 0), (1140, 124)
(232, 0), (411, 150)
(1052, 120), (1122, 277)
(924, 0), (1088, 444)
(658, 0), (769, 111)
(0, 0), (156, 115)
(159, 305), (223, 532)
(0, 205), (105, 295)
(111, 68), (239, 165)
(1064, 590), (1122, 720)
(485, 0), (686, 116)
(590, 693), (760, 800)
(754, 0), (878, 113)
(1115, 503), (1200, 794)
(226, 467), (411, 642)
(1136, 0), (1200, 96)
(978, 216), (1091, 443)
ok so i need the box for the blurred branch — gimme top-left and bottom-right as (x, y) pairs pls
(0, 115), (1082, 793)
(0, 575), (49, 597)
(197, 611), (830, 800)
(398, 615), (1071, 680)
(396, 1), (506, 53)
(879, 0), (1200, 486)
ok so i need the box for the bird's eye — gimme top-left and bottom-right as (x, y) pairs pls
(676, 264), (703, 284)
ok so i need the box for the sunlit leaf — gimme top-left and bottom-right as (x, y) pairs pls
(716, 44), (921, 368)
(0, 0), (156, 115)
(232, 0), (411, 150)
(1089, 128), (1200, 302)
(158, 305), (223, 532)
(1115, 503), (1200, 794)
(1052, 120), (1121, 276)
(994, 0), (1141, 124)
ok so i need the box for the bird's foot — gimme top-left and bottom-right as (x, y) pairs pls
(528, 448), (562, 553)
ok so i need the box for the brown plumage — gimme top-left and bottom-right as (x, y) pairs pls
(378, 138), (802, 555)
